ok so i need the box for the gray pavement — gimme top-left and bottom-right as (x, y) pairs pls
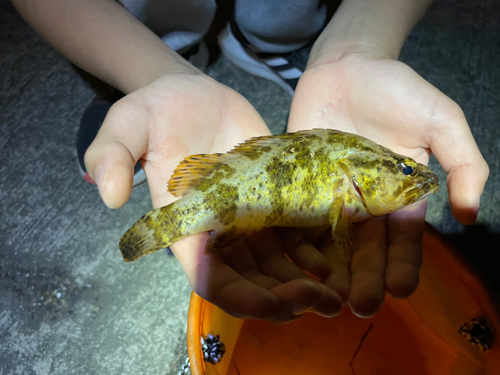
(1, 0), (499, 374)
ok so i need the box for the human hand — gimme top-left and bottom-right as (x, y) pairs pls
(288, 50), (489, 317)
(84, 73), (341, 322)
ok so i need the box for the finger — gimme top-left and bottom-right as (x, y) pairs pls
(246, 228), (306, 282)
(428, 101), (489, 224)
(246, 229), (343, 320)
(385, 200), (426, 298)
(268, 279), (322, 323)
(175, 232), (336, 322)
(224, 239), (282, 290)
(275, 227), (332, 280)
(447, 163), (488, 224)
(172, 233), (283, 320)
(348, 216), (387, 318)
(319, 230), (351, 304)
(84, 98), (150, 208)
(308, 282), (344, 318)
(269, 279), (343, 323)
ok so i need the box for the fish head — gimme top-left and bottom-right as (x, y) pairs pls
(338, 153), (440, 216)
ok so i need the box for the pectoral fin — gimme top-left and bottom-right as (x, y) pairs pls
(329, 198), (356, 265)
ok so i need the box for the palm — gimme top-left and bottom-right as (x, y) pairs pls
(131, 74), (271, 205)
(291, 56), (451, 158)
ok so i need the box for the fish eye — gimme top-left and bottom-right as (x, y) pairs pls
(402, 165), (413, 175)
(400, 162), (415, 176)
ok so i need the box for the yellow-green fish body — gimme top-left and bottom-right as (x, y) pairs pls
(119, 129), (439, 262)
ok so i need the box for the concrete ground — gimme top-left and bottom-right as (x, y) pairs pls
(1, 0), (499, 374)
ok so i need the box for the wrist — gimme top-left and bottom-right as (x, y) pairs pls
(307, 0), (432, 66)
(116, 50), (201, 94)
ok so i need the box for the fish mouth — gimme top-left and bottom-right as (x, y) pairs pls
(420, 183), (440, 199)
(410, 182), (440, 203)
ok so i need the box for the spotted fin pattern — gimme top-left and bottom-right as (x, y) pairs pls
(168, 154), (223, 197)
(167, 133), (295, 197)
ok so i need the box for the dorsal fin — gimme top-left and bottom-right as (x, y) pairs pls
(167, 130), (327, 197)
(226, 129), (327, 157)
(168, 153), (223, 197)
(228, 129), (322, 154)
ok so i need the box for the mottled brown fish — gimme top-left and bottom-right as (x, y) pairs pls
(119, 129), (439, 262)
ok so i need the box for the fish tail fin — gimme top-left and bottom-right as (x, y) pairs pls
(119, 203), (186, 262)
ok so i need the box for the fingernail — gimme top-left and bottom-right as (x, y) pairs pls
(310, 293), (343, 318)
(351, 310), (374, 319)
(292, 306), (312, 316)
(95, 165), (107, 187)
(460, 206), (479, 225)
(95, 165), (108, 197)
(469, 206), (479, 224)
(348, 302), (381, 319)
(312, 309), (340, 318)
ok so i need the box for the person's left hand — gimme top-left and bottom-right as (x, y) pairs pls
(287, 49), (488, 317)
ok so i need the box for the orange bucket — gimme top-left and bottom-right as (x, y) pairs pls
(187, 224), (500, 375)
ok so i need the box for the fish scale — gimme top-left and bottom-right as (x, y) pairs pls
(119, 129), (439, 262)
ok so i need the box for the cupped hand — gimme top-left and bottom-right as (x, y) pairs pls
(84, 73), (341, 322)
(288, 50), (489, 317)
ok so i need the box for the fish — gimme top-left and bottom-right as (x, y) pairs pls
(119, 129), (439, 263)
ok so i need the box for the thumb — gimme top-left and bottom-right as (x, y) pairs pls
(84, 100), (149, 208)
(429, 103), (489, 225)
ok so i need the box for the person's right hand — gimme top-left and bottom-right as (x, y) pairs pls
(287, 49), (489, 318)
(84, 73), (342, 323)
